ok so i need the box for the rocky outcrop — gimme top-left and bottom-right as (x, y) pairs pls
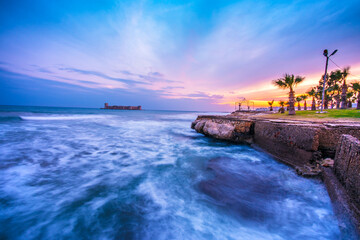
(253, 120), (321, 167)
(192, 115), (360, 168)
(203, 121), (235, 140)
(318, 124), (360, 158)
(322, 167), (360, 237)
(334, 135), (360, 214)
(192, 117), (323, 167)
(192, 116), (254, 143)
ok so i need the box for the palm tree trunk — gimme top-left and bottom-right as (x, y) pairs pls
(335, 94), (340, 108)
(348, 100), (352, 108)
(357, 93), (360, 110)
(289, 90), (295, 115)
(341, 82), (348, 109)
(311, 97), (316, 110)
(324, 98), (328, 109)
(304, 101), (307, 110)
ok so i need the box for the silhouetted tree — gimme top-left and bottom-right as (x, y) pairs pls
(329, 70), (342, 108)
(341, 67), (350, 109)
(278, 100), (285, 113)
(296, 96), (302, 111)
(268, 100), (274, 111)
(273, 74), (305, 115)
(301, 94), (308, 110)
(351, 82), (360, 110)
(306, 88), (317, 111)
(347, 91), (354, 108)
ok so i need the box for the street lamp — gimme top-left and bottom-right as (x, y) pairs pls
(320, 49), (337, 113)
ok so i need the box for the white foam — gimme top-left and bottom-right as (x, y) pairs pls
(161, 113), (200, 120)
(151, 158), (176, 166)
(138, 180), (169, 210)
(20, 115), (111, 121)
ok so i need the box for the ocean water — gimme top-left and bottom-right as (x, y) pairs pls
(0, 106), (343, 239)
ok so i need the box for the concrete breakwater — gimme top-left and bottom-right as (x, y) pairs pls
(191, 114), (360, 235)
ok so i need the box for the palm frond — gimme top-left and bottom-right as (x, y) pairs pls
(351, 82), (360, 92)
(272, 79), (287, 89)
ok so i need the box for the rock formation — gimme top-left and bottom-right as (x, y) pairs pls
(334, 135), (360, 211)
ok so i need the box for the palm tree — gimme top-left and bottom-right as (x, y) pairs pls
(285, 101), (289, 111)
(279, 100), (285, 113)
(347, 92), (354, 108)
(325, 94), (332, 109)
(300, 94), (308, 110)
(315, 87), (323, 109)
(296, 96), (302, 110)
(268, 100), (274, 111)
(273, 74), (305, 115)
(340, 67), (350, 109)
(306, 88), (317, 110)
(318, 76), (331, 109)
(329, 70), (342, 108)
(351, 82), (360, 110)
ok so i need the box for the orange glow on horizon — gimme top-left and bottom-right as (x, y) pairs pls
(214, 62), (360, 109)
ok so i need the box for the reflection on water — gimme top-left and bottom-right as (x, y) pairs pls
(0, 106), (343, 239)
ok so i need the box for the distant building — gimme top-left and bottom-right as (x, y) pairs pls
(102, 103), (141, 110)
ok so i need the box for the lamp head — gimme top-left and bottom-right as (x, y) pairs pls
(330, 49), (338, 56)
(323, 49), (328, 57)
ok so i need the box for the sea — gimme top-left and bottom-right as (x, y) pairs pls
(0, 105), (347, 239)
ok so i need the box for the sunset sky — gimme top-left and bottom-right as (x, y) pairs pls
(1, 0), (360, 111)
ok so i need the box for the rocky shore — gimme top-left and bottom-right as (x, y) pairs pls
(191, 112), (360, 236)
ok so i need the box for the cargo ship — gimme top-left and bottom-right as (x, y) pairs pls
(101, 103), (141, 110)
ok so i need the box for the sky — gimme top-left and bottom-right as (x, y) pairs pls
(1, 0), (360, 111)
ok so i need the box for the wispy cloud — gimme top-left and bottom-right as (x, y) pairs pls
(185, 92), (224, 99)
(1, 0), (359, 110)
(148, 71), (164, 78)
(59, 67), (150, 86)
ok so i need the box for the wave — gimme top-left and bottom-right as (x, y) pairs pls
(160, 112), (228, 121)
(20, 115), (111, 121)
(0, 116), (23, 122)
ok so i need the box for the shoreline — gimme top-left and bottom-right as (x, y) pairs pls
(191, 112), (360, 237)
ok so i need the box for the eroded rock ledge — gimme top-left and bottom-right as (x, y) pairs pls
(192, 115), (360, 167)
(191, 114), (360, 234)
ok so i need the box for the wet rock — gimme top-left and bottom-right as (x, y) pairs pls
(334, 135), (360, 209)
(318, 125), (360, 159)
(322, 167), (360, 238)
(191, 121), (197, 129)
(203, 121), (235, 140)
(192, 118), (254, 143)
(311, 151), (322, 163)
(254, 121), (320, 167)
(192, 115), (360, 174)
(295, 164), (321, 177)
(194, 120), (206, 132)
(321, 158), (334, 168)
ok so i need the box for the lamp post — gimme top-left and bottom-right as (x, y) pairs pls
(320, 49), (337, 113)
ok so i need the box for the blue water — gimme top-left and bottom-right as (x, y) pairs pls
(0, 106), (343, 239)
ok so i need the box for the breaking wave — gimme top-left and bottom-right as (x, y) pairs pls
(19, 114), (112, 121)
